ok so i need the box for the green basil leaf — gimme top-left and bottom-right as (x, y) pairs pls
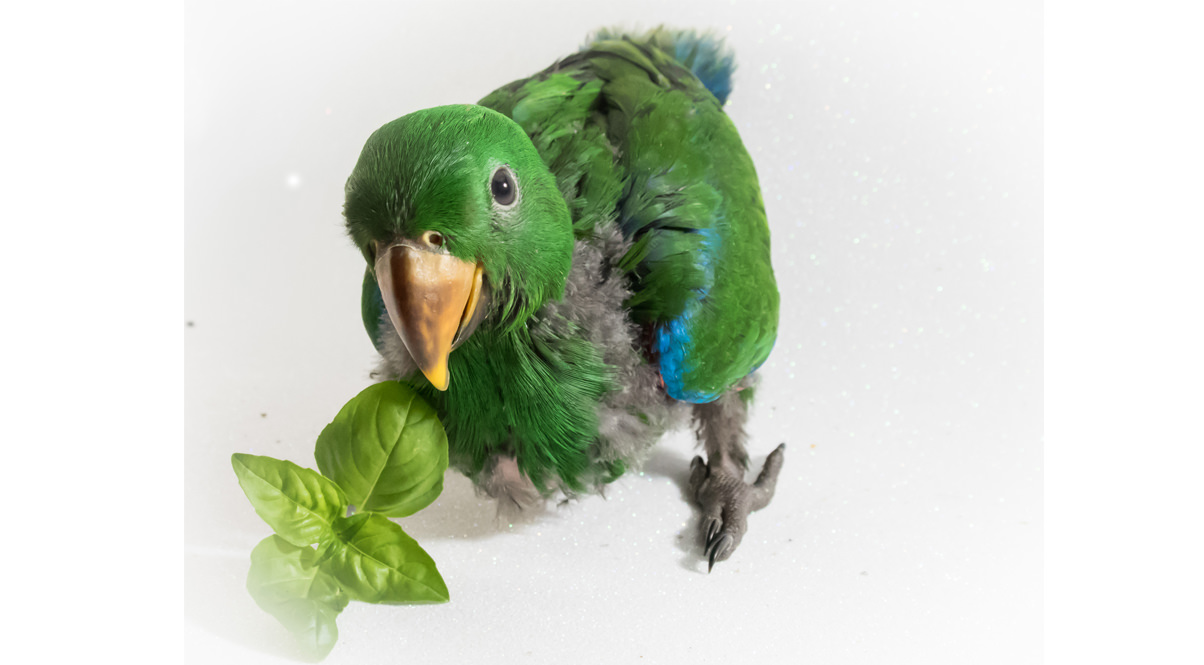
(314, 382), (448, 517)
(323, 513), (449, 604)
(247, 535), (348, 660)
(231, 453), (348, 547)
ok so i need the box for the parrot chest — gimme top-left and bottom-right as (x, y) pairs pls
(391, 223), (686, 494)
(427, 327), (616, 491)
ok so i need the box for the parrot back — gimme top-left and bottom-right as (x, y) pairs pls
(480, 28), (779, 404)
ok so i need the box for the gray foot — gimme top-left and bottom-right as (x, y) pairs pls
(479, 455), (543, 516)
(688, 443), (786, 572)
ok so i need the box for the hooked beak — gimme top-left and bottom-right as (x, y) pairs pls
(374, 236), (486, 390)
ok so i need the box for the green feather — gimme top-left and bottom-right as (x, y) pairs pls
(409, 321), (615, 493)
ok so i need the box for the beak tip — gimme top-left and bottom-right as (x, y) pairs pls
(422, 366), (450, 391)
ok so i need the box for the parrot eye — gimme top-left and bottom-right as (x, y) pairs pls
(421, 230), (446, 249)
(490, 166), (517, 207)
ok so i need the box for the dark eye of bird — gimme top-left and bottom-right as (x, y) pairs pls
(490, 166), (517, 207)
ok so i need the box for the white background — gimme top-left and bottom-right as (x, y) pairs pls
(183, 1), (1042, 663)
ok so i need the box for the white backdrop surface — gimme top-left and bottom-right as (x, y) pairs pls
(185, 1), (1042, 663)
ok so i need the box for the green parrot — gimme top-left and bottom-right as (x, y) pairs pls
(343, 27), (783, 570)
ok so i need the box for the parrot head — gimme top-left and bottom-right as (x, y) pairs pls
(344, 105), (573, 390)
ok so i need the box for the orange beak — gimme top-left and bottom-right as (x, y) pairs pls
(374, 239), (485, 390)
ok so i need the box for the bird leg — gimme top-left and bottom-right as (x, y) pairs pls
(478, 454), (544, 516)
(687, 388), (785, 572)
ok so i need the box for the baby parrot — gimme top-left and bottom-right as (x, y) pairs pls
(344, 27), (783, 570)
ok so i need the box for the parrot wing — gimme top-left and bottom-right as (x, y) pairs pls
(480, 28), (779, 403)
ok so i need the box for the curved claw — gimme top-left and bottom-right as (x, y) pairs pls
(704, 518), (722, 550)
(707, 533), (734, 573)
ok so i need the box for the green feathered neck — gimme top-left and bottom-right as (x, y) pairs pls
(408, 314), (624, 494)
